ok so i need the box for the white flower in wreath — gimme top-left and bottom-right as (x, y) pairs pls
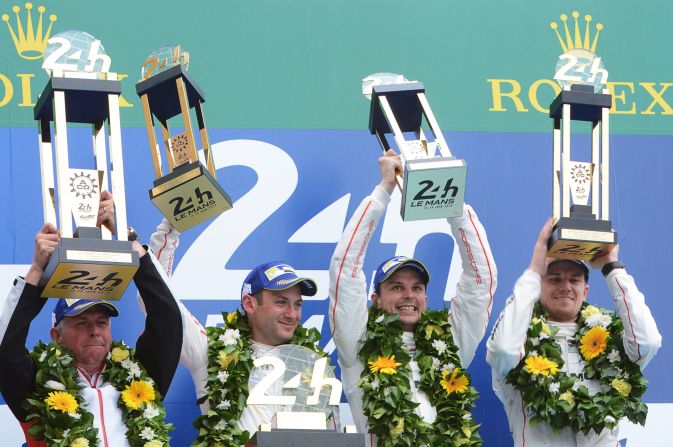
(127, 364), (142, 380)
(441, 362), (456, 375)
(38, 351), (47, 362)
(529, 350), (539, 357)
(375, 315), (385, 324)
(217, 400), (232, 410)
(371, 378), (380, 391)
(529, 337), (540, 347)
(62, 429), (70, 438)
(548, 382), (560, 394)
(431, 357), (441, 372)
(462, 413), (472, 420)
(45, 380), (66, 391)
(432, 339), (447, 355)
(144, 405), (160, 419)
(220, 389), (228, 399)
(217, 370), (230, 383)
(121, 358), (137, 370)
(607, 349), (620, 363)
(539, 332), (550, 340)
(214, 420), (227, 432)
(585, 314), (606, 328)
(69, 412), (81, 420)
(140, 427), (156, 441)
(605, 415), (616, 425)
(219, 329), (241, 346)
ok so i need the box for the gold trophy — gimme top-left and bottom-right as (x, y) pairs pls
(363, 73), (466, 221)
(136, 45), (232, 232)
(35, 30), (139, 300)
(547, 12), (616, 260)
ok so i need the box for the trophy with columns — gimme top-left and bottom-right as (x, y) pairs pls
(35, 30), (139, 300)
(363, 73), (466, 221)
(547, 12), (616, 260)
(136, 45), (232, 232)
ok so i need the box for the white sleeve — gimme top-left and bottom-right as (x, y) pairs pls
(328, 185), (390, 368)
(137, 219), (209, 380)
(607, 269), (662, 368)
(446, 204), (498, 368)
(486, 269), (541, 379)
(148, 217), (181, 277)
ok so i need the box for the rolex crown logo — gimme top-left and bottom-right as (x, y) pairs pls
(550, 11), (603, 54)
(2, 2), (57, 60)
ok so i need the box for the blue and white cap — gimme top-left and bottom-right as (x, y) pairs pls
(373, 256), (430, 293)
(241, 261), (317, 299)
(52, 299), (119, 327)
(547, 258), (590, 280)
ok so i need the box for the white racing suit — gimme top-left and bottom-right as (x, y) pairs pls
(486, 268), (662, 447)
(139, 218), (337, 435)
(328, 185), (497, 446)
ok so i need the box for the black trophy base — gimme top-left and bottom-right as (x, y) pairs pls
(149, 161), (232, 232)
(245, 429), (365, 447)
(548, 205), (617, 260)
(41, 232), (139, 300)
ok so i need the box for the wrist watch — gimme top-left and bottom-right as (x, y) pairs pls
(601, 260), (625, 277)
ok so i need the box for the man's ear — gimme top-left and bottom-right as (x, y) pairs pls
(241, 294), (256, 314)
(371, 292), (380, 307)
(50, 327), (60, 342)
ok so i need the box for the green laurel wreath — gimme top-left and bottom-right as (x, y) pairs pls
(358, 307), (481, 447)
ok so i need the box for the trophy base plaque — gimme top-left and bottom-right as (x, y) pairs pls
(41, 228), (139, 300)
(150, 160), (232, 232)
(548, 205), (617, 260)
(245, 429), (365, 447)
(401, 157), (466, 221)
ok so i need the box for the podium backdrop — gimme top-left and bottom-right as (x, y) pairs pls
(1, 1), (671, 445)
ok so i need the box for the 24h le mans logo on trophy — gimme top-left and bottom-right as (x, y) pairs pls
(547, 12), (616, 260)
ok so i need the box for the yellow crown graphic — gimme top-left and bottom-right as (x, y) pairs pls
(2, 2), (57, 60)
(550, 11), (603, 54)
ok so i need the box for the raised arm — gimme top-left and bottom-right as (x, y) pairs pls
(0, 223), (59, 421)
(446, 203), (498, 367)
(486, 219), (552, 378)
(328, 150), (399, 368)
(589, 247), (662, 369)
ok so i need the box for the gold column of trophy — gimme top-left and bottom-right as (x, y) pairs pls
(362, 73), (466, 221)
(35, 30), (139, 300)
(136, 45), (232, 232)
(547, 12), (616, 260)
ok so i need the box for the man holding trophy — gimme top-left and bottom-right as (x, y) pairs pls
(0, 194), (183, 447)
(486, 13), (662, 445)
(329, 150), (497, 446)
(486, 220), (661, 446)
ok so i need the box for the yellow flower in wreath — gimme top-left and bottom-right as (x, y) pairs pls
(368, 355), (401, 374)
(580, 326), (609, 360)
(218, 350), (239, 370)
(44, 391), (78, 414)
(226, 312), (238, 324)
(424, 324), (444, 340)
(111, 347), (130, 362)
(70, 438), (89, 447)
(440, 368), (469, 395)
(121, 380), (156, 410)
(390, 417), (405, 435)
(558, 391), (574, 407)
(144, 440), (164, 447)
(524, 355), (559, 376)
(611, 378), (632, 397)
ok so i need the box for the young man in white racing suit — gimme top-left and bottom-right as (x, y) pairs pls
(486, 219), (662, 447)
(329, 150), (497, 445)
(138, 222), (325, 436)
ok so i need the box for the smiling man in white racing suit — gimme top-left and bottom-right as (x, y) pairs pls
(138, 222), (329, 439)
(486, 219), (662, 447)
(329, 150), (497, 445)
